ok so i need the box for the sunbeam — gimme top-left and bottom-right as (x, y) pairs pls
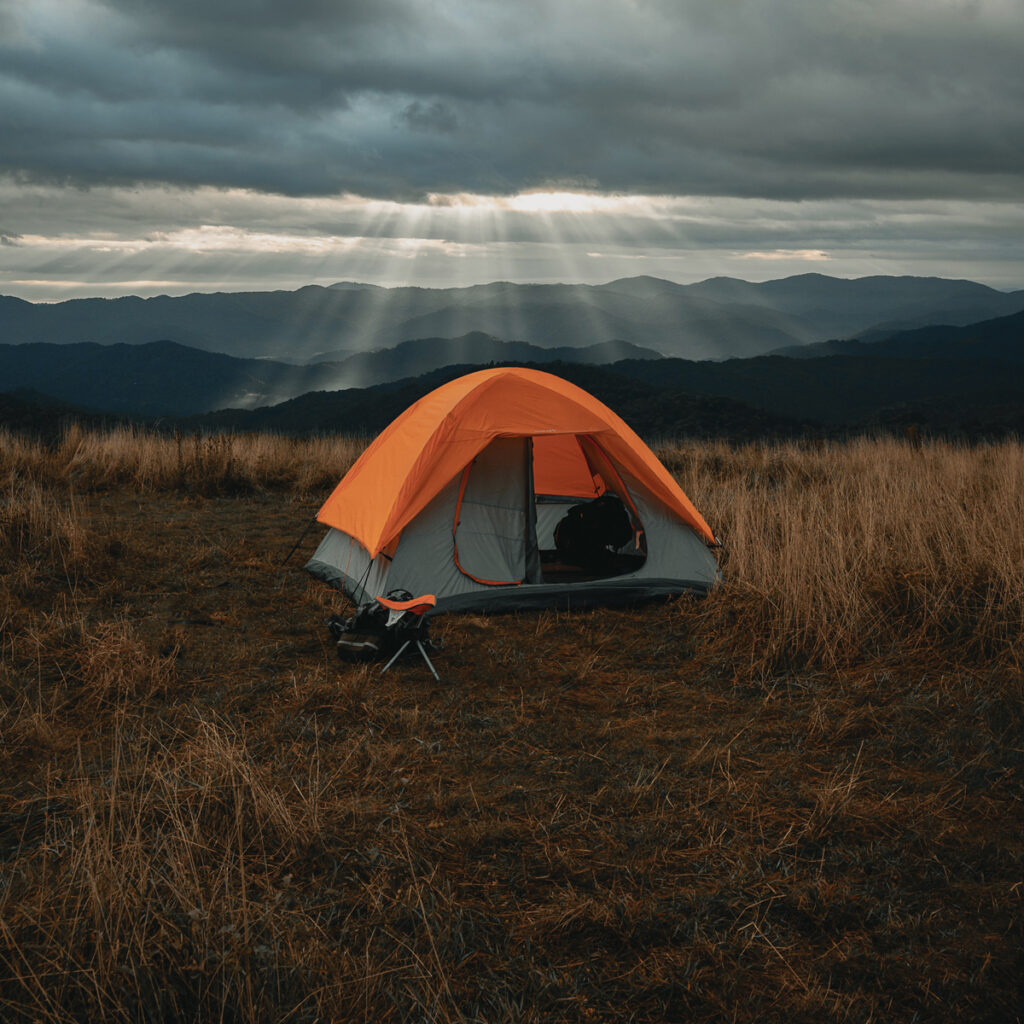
(2, 183), (1023, 303)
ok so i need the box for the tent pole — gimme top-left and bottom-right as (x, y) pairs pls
(524, 436), (542, 583)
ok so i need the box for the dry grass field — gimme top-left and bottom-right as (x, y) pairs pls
(1, 426), (1021, 1023)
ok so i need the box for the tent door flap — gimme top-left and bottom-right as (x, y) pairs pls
(453, 437), (536, 586)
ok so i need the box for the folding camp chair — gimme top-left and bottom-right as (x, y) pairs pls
(376, 593), (440, 680)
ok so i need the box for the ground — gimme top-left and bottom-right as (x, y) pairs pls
(1, 434), (1022, 1022)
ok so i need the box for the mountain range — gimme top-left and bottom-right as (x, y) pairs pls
(3, 309), (1020, 438)
(3, 274), (1022, 362)
(770, 308), (1024, 364)
(2, 274), (1022, 439)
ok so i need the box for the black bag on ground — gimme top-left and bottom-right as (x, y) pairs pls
(554, 493), (633, 571)
(326, 589), (414, 661)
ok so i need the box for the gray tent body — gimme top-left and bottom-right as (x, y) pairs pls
(306, 435), (719, 614)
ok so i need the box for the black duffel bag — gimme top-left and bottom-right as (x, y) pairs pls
(554, 493), (632, 571)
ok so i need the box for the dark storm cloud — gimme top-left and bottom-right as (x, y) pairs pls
(1, 0), (1023, 201)
(399, 101), (459, 135)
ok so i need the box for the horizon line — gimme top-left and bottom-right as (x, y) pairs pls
(7, 269), (1022, 305)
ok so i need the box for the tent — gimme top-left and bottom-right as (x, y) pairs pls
(305, 367), (720, 613)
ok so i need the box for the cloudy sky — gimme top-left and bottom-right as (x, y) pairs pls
(2, 0), (1023, 300)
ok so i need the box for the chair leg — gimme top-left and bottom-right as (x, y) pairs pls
(380, 637), (441, 680)
(416, 641), (441, 681)
(380, 640), (411, 675)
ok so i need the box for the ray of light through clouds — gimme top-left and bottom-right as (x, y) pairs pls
(1, 0), (1023, 300)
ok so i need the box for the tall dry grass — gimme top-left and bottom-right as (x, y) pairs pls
(656, 436), (1024, 673)
(0, 425), (364, 494)
(1, 479), (90, 568)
